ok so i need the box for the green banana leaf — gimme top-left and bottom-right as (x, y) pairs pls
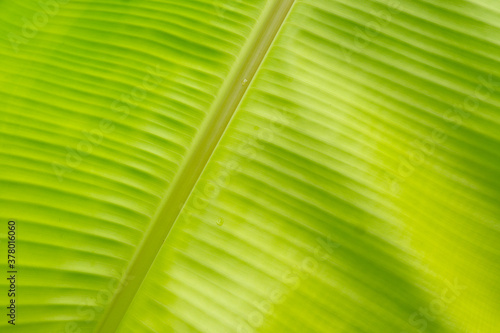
(1, 0), (499, 332)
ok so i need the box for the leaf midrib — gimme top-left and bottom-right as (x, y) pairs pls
(95, 1), (296, 331)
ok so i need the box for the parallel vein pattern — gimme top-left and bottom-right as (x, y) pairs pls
(117, 0), (500, 332)
(0, 1), (268, 332)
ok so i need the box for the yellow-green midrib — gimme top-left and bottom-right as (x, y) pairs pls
(0, 0), (269, 332)
(117, 0), (500, 332)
